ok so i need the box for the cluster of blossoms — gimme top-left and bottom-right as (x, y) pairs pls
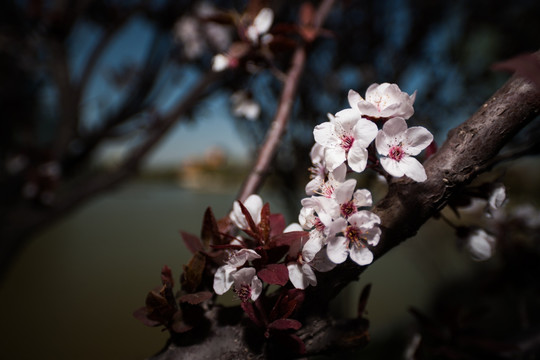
(213, 83), (435, 300)
(297, 83), (433, 273)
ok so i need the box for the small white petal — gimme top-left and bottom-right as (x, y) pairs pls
(404, 127), (433, 156)
(253, 8), (274, 35)
(398, 156), (427, 182)
(382, 117), (408, 138)
(347, 142), (369, 173)
(212, 54), (229, 72)
(380, 157), (405, 178)
(349, 246), (373, 266)
(327, 236), (349, 264)
(213, 265), (236, 295)
(287, 263), (307, 289)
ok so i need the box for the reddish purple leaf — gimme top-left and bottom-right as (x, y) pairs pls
(272, 231), (308, 247)
(161, 265), (174, 287)
(267, 318), (302, 331)
(180, 231), (204, 254)
(133, 306), (161, 327)
(241, 301), (264, 327)
(269, 213), (286, 237)
(270, 289), (305, 321)
(201, 207), (224, 246)
(179, 291), (213, 305)
(259, 203), (271, 244)
(238, 200), (261, 238)
(171, 310), (193, 333)
(258, 264), (289, 286)
(492, 52), (540, 89)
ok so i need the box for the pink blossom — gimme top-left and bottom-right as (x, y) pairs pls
(356, 83), (416, 120)
(375, 117), (433, 182)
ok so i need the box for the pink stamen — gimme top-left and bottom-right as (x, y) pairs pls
(235, 284), (251, 303)
(314, 218), (325, 232)
(340, 135), (355, 153)
(345, 225), (366, 248)
(340, 200), (357, 218)
(389, 145), (404, 161)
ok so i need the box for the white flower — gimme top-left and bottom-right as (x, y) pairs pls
(299, 196), (340, 261)
(212, 53), (231, 72)
(230, 194), (264, 230)
(333, 179), (373, 219)
(246, 8), (274, 44)
(356, 83), (416, 120)
(232, 267), (263, 302)
(375, 117), (433, 182)
(287, 238), (336, 290)
(231, 91), (261, 120)
(465, 229), (496, 261)
(213, 248), (261, 295)
(332, 89), (365, 122)
(488, 183), (506, 210)
(326, 211), (381, 266)
(287, 262), (317, 290)
(313, 114), (378, 173)
(306, 144), (347, 196)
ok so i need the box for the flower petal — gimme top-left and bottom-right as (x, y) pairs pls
(382, 117), (407, 138)
(349, 246), (373, 265)
(347, 143), (368, 173)
(380, 157), (405, 177)
(213, 265), (236, 295)
(347, 89), (363, 109)
(352, 119), (378, 147)
(398, 156), (427, 182)
(327, 236), (349, 264)
(404, 126), (433, 156)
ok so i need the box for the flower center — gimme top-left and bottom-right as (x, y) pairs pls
(234, 284), (252, 303)
(388, 144), (404, 161)
(340, 200), (357, 218)
(314, 218), (325, 232)
(345, 225), (366, 248)
(340, 135), (355, 153)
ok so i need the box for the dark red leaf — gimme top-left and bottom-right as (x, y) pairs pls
(259, 203), (271, 244)
(181, 252), (206, 293)
(161, 265), (174, 288)
(242, 300), (264, 327)
(180, 231), (203, 255)
(201, 207), (223, 247)
(145, 287), (177, 324)
(238, 200), (261, 238)
(179, 291), (213, 305)
(270, 289), (305, 321)
(133, 306), (161, 327)
(267, 318), (302, 331)
(258, 264), (289, 286)
(171, 310), (193, 333)
(271, 231), (308, 247)
(492, 52), (540, 89)
(269, 213), (286, 237)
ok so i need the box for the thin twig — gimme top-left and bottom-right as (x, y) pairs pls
(236, 0), (336, 202)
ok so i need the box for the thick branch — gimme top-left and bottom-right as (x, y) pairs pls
(307, 73), (540, 308)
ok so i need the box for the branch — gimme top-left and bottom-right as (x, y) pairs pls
(236, 0), (336, 202)
(305, 72), (540, 309)
(0, 71), (220, 279)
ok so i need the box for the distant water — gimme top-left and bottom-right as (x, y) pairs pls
(0, 179), (474, 359)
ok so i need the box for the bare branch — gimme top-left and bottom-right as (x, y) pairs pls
(236, 0), (336, 202)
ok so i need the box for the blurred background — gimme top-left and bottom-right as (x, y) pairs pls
(1, 0), (540, 359)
